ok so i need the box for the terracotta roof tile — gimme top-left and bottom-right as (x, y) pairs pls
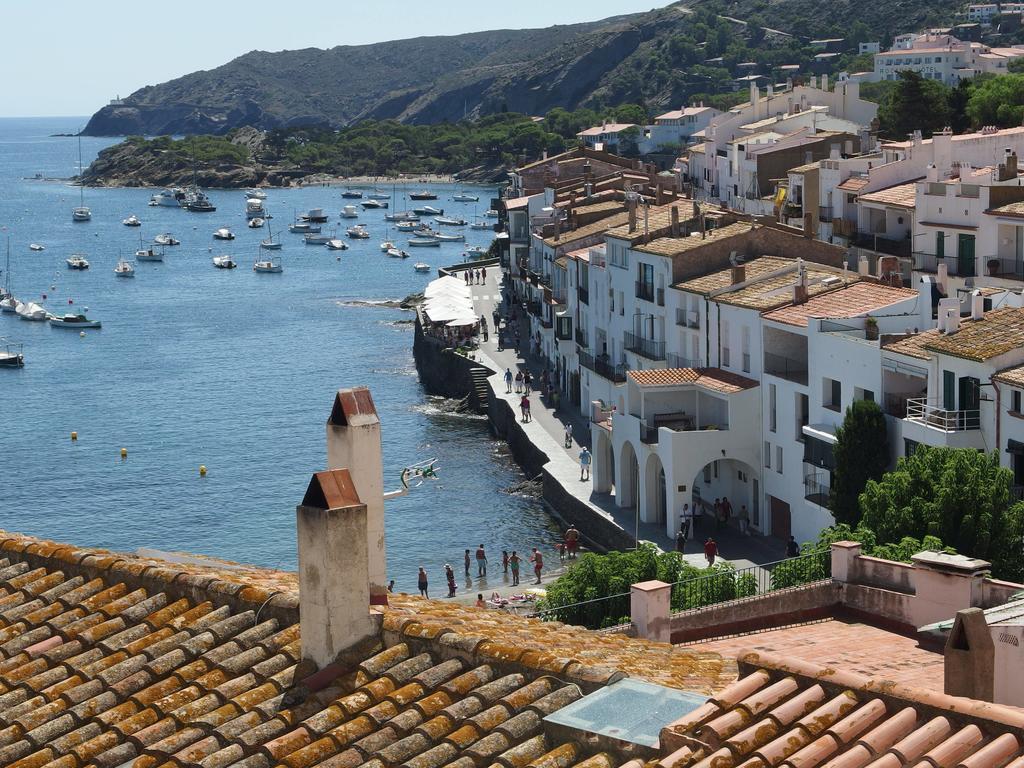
(837, 176), (869, 192)
(762, 282), (918, 327)
(627, 368), (759, 393)
(858, 182), (919, 209)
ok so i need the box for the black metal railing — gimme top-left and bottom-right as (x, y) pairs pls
(526, 300), (542, 316)
(818, 206), (833, 222)
(670, 550), (831, 614)
(579, 351), (628, 383)
(556, 323), (572, 341)
(635, 281), (655, 302)
(666, 352), (700, 369)
(763, 351), (808, 384)
(575, 327), (588, 347)
(640, 423), (660, 444)
(540, 316), (553, 330)
(853, 233), (911, 258)
(804, 472), (831, 507)
(532, 591), (631, 629)
(624, 331), (666, 360)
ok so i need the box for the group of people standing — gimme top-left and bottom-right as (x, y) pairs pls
(464, 266), (487, 285)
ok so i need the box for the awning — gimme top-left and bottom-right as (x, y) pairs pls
(802, 423), (838, 444)
(1008, 439), (1024, 455)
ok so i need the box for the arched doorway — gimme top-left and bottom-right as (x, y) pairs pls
(618, 441), (639, 509)
(690, 457), (760, 535)
(593, 427), (615, 494)
(644, 453), (667, 524)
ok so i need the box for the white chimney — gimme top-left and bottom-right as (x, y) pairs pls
(937, 297), (959, 333)
(296, 469), (378, 669)
(945, 306), (960, 334)
(858, 255), (870, 276)
(822, 74), (829, 92)
(326, 387), (388, 606)
(926, 163), (940, 183)
(971, 289), (985, 320)
(750, 82), (759, 119)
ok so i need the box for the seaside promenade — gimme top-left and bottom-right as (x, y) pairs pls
(452, 264), (784, 572)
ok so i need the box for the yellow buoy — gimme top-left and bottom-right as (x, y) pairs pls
(120, 447), (127, 459)
(70, 431), (77, 441)
(199, 465), (207, 477)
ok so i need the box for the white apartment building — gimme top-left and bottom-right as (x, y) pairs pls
(967, 4), (1000, 22)
(576, 123), (637, 153)
(873, 33), (1024, 84)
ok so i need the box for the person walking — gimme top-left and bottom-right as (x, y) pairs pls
(703, 538), (718, 567)
(579, 446), (591, 481)
(563, 421), (573, 449)
(417, 567), (429, 597)
(445, 564), (457, 597)
(676, 526), (687, 553)
(504, 368), (513, 393)
(464, 549), (471, 577)
(523, 370), (532, 392)
(564, 525), (580, 559)
(738, 505), (750, 536)
(502, 550), (509, 574)
(720, 496), (733, 530)
(514, 371), (523, 394)
(679, 503), (692, 542)
(509, 550), (521, 586)
(464, 271), (470, 285)
(481, 266), (487, 283)
(475, 544), (487, 577)
(520, 394), (530, 422)
(557, 541), (566, 562)
(530, 548), (544, 584)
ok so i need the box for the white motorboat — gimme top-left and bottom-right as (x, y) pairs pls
(248, 217), (265, 229)
(29, 243), (45, 251)
(304, 232), (332, 245)
(346, 225), (370, 239)
(484, 209), (499, 218)
(367, 190), (391, 200)
(253, 256), (283, 273)
(246, 198), (266, 219)
(114, 259), (135, 277)
(153, 233), (180, 246)
(0, 297), (17, 313)
(434, 216), (467, 226)
(465, 245), (488, 256)
(434, 232), (465, 242)
(150, 188), (186, 207)
(0, 340), (24, 367)
(49, 312), (101, 329)
(72, 135), (91, 222)
(185, 188), (216, 212)
(413, 226), (437, 237)
(212, 254), (237, 269)
(412, 205), (443, 216)
(470, 220), (491, 230)
(409, 190), (438, 200)
(213, 228), (235, 241)
(361, 199), (388, 209)
(300, 207), (328, 223)
(385, 211), (419, 222)
(135, 246), (163, 262)
(326, 239), (348, 251)
(122, 215), (141, 227)
(387, 248), (410, 259)
(413, 262), (431, 272)
(452, 192), (479, 202)
(341, 190), (363, 199)
(16, 302), (47, 321)
(289, 221), (320, 234)
(408, 238), (441, 248)
(380, 240), (395, 252)
(395, 221), (418, 232)
(66, 255), (90, 270)
(245, 188), (267, 200)
(72, 206), (91, 222)
(341, 205), (359, 219)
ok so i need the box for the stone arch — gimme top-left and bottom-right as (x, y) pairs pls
(593, 427), (615, 494)
(617, 440), (639, 510)
(643, 452), (667, 525)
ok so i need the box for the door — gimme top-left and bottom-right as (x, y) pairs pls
(959, 376), (980, 429)
(943, 370), (956, 412)
(769, 496), (790, 540)
(957, 233), (976, 277)
(752, 478), (760, 528)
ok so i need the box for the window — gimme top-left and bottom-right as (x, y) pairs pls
(936, 231), (945, 259)
(704, 464), (712, 482)
(855, 387), (875, 402)
(769, 384), (777, 432)
(926, 183), (947, 196)
(741, 326), (751, 373)
(959, 184), (980, 198)
(764, 441), (771, 469)
(776, 446), (784, 474)
(904, 438), (919, 457)
(1013, 390), (1022, 414)
(636, 263), (654, 302)
(796, 393), (809, 441)
(824, 377), (842, 412)
(721, 319), (731, 367)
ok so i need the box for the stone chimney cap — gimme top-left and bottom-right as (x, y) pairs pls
(330, 387), (379, 427)
(912, 550), (991, 574)
(301, 469), (363, 510)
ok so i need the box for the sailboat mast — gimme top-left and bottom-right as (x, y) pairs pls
(78, 134), (84, 207)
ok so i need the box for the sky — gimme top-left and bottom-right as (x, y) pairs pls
(0, 1), (667, 118)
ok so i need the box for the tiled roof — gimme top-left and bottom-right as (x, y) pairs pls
(858, 182), (919, 209)
(788, 161), (819, 174)
(673, 256), (793, 295)
(634, 222), (749, 258)
(542, 213), (630, 248)
(882, 333), (934, 361)
(987, 200), (1024, 218)
(576, 124), (636, 137)
(837, 176), (869, 192)
(659, 652), (1024, 768)
(688, 143), (706, 155)
(679, 261), (856, 312)
(762, 282), (919, 327)
(994, 364), (1024, 387)
(923, 307), (1024, 361)
(603, 202), (713, 245)
(627, 368), (758, 394)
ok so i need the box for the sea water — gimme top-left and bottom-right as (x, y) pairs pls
(0, 117), (560, 588)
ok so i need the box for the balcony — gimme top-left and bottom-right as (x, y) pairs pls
(579, 351), (628, 383)
(982, 256), (1024, 280)
(624, 332), (666, 361)
(832, 218), (857, 238)
(818, 206), (833, 223)
(883, 392), (920, 418)
(656, 287), (665, 307)
(634, 281), (655, 303)
(556, 323), (572, 341)
(763, 351), (808, 385)
(540, 316), (554, 330)
(526, 300), (542, 316)
(905, 398), (980, 431)
(577, 286), (590, 305)
(666, 352), (701, 369)
(675, 308), (700, 329)
(804, 472), (831, 508)
(575, 327), (588, 347)
(852, 233), (911, 258)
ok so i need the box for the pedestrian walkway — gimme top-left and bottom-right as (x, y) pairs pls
(450, 265), (784, 570)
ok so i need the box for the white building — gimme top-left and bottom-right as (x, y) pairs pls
(873, 33), (1024, 85)
(966, 4), (1000, 22)
(859, 42), (881, 54)
(576, 123), (638, 153)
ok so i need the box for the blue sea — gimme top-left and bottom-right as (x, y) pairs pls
(0, 117), (559, 588)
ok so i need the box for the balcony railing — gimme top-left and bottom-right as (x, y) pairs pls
(763, 351), (808, 385)
(635, 281), (655, 303)
(832, 218), (857, 238)
(905, 398), (980, 432)
(577, 286), (589, 305)
(624, 331), (666, 361)
(575, 327), (588, 347)
(804, 472), (831, 508)
(818, 206), (833, 223)
(640, 424), (660, 444)
(666, 352), (701, 369)
(912, 252), (977, 276)
(982, 256), (1024, 280)
(540, 316), (554, 330)
(853, 233), (911, 258)
(526, 300), (542, 316)
(579, 351), (628, 383)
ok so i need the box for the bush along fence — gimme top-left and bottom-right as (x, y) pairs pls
(533, 549), (831, 630)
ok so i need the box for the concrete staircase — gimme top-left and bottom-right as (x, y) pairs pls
(468, 367), (491, 414)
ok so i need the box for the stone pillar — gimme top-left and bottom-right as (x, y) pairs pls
(944, 607), (994, 702)
(830, 541), (863, 584)
(911, 551), (991, 627)
(631, 580), (672, 643)
(297, 469), (377, 670)
(327, 387), (388, 605)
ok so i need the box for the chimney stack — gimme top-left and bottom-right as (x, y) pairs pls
(998, 148), (1018, 181)
(670, 205), (680, 237)
(326, 387), (388, 606)
(793, 259), (808, 304)
(971, 289), (985, 321)
(730, 253), (746, 285)
(944, 608), (995, 702)
(937, 262), (949, 295)
(858, 255), (870, 276)
(628, 198), (637, 233)
(296, 469), (379, 669)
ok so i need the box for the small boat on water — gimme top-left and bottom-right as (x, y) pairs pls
(245, 188), (267, 200)
(305, 232), (332, 245)
(0, 297), (17, 313)
(66, 255), (90, 270)
(248, 217), (265, 229)
(452, 192), (479, 202)
(387, 248), (410, 259)
(408, 238), (441, 248)
(29, 243), (45, 251)
(50, 312), (101, 329)
(150, 188), (186, 207)
(213, 227), (235, 240)
(326, 239), (348, 251)
(409, 190), (437, 200)
(72, 206), (91, 222)
(72, 136), (91, 222)
(246, 198), (266, 219)
(300, 207), (328, 223)
(347, 225), (370, 239)
(395, 221), (418, 232)
(434, 216), (467, 226)
(380, 239), (395, 252)
(289, 222), (320, 234)
(154, 233), (180, 246)
(114, 259), (135, 278)
(412, 205), (443, 216)
(0, 340), (24, 367)
(122, 215), (141, 227)
(434, 232), (465, 242)
(362, 199), (388, 209)
(212, 254), (237, 269)
(261, 221), (283, 250)
(16, 302), (47, 321)
(470, 220), (491, 230)
(341, 205), (359, 219)
(185, 189), (216, 212)
(253, 256), (283, 273)
(135, 245), (163, 262)
(413, 262), (431, 272)
(385, 211), (419, 222)
(484, 209), (499, 218)
(465, 245), (489, 258)
(367, 190), (391, 200)
(341, 190), (363, 199)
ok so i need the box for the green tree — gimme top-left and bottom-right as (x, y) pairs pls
(877, 71), (952, 139)
(966, 73), (1024, 128)
(829, 399), (890, 526)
